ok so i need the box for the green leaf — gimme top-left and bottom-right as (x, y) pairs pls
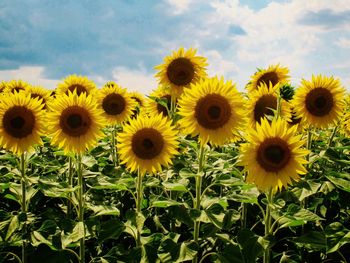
(162, 181), (188, 192)
(5, 215), (19, 241)
(98, 219), (125, 243)
(151, 200), (183, 208)
(61, 221), (85, 248)
(293, 231), (326, 251)
(237, 229), (264, 262)
(326, 173), (350, 193)
(87, 204), (120, 216)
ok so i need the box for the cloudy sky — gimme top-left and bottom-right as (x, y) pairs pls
(0, 0), (349, 93)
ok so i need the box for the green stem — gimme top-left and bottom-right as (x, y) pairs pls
(327, 125), (338, 148)
(263, 188), (273, 263)
(193, 145), (205, 263)
(276, 91), (282, 119)
(111, 127), (118, 167)
(136, 169), (143, 247)
(20, 153), (27, 263)
(67, 157), (73, 217)
(306, 128), (312, 164)
(77, 154), (85, 263)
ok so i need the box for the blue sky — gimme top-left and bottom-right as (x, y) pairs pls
(0, 0), (349, 93)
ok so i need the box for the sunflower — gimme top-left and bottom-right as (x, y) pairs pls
(246, 64), (290, 93)
(97, 83), (136, 125)
(56, 75), (96, 97)
(146, 87), (173, 118)
(4, 80), (30, 94)
(292, 75), (346, 129)
(0, 92), (45, 155)
(178, 77), (246, 146)
(27, 86), (52, 110)
(342, 112), (350, 137)
(155, 47), (208, 99)
(0, 81), (7, 93)
(47, 91), (106, 154)
(130, 91), (146, 108)
(246, 83), (291, 128)
(118, 114), (178, 175)
(238, 118), (309, 192)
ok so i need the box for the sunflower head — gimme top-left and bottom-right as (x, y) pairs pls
(130, 91), (146, 108)
(178, 77), (246, 146)
(0, 81), (7, 93)
(279, 83), (295, 101)
(246, 83), (291, 128)
(246, 64), (290, 93)
(27, 86), (52, 110)
(47, 91), (106, 154)
(155, 47), (208, 99)
(4, 80), (30, 94)
(238, 118), (309, 192)
(0, 92), (45, 155)
(146, 87), (173, 118)
(292, 75), (346, 129)
(118, 114), (179, 175)
(56, 75), (97, 97)
(97, 84), (136, 125)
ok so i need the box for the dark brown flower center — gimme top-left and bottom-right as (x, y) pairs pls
(66, 84), (87, 96)
(59, 106), (91, 137)
(132, 96), (143, 107)
(3, 106), (35, 138)
(157, 95), (171, 117)
(257, 137), (291, 172)
(305, 88), (333, 117)
(102, 93), (126, 115)
(195, 94), (231, 129)
(289, 110), (302, 126)
(12, 87), (25, 93)
(132, 128), (164, 159)
(166, 58), (195, 86)
(257, 72), (279, 88)
(254, 94), (277, 124)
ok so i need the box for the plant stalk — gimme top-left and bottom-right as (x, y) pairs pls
(193, 145), (205, 263)
(111, 126), (118, 167)
(263, 188), (273, 263)
(20, 153), (27, 263)
(327, 125), (338, 148)
(67, 157), (73, 217)
(136, 169), (143, 247)
(77, 154), (85, 263)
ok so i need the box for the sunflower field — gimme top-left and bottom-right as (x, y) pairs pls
(0, 47), (350, 263)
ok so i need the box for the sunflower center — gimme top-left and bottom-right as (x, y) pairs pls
(157, 95), (171, 117)
(3, 106), (35, 138)
(167, 58), (195, 86)
(257, 137), (291, 172)
(257, 72), (279, 88)
(305, 88), (333, 117)
(289, 110), (302, 126)
(254, 94), (277, 124)
(195, 94), (231, 130)
(102, 93), (126, 115)
(66, 84), (87, 96)
(60, 106), (91, 137)
(132, 128), (164, 159)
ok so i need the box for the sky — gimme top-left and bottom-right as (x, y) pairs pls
(0, 0), (349, 93)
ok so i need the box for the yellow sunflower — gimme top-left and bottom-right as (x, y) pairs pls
(0, 92), (45, 155)
(118, 114), (179, 175)
(292, 75), (346, 129)
(130, 91), (146, 108)
(246, 83), (291, 128)
(47, 91), (106, 154)
(146, 87), (173, 118)
(97, 84), (136, 125)
(27, 86), (52, 110)
(246, 64), (290, 93)
(56, 75), (96, 97)
(178, 77), (246, 146)
(0, 81), (7, 93)
(238, 118), (309, 192)
(342, 112), (350, 137)
(4, 80), (30, 94)
(155, 47), (208, 99)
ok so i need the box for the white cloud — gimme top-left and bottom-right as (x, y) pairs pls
(336, 37), (350, 48)
(111, 66), (158, 94)
(206, 50), (239, 76)
(0, 66), (59, 89)
(165, 0), (191, 15)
